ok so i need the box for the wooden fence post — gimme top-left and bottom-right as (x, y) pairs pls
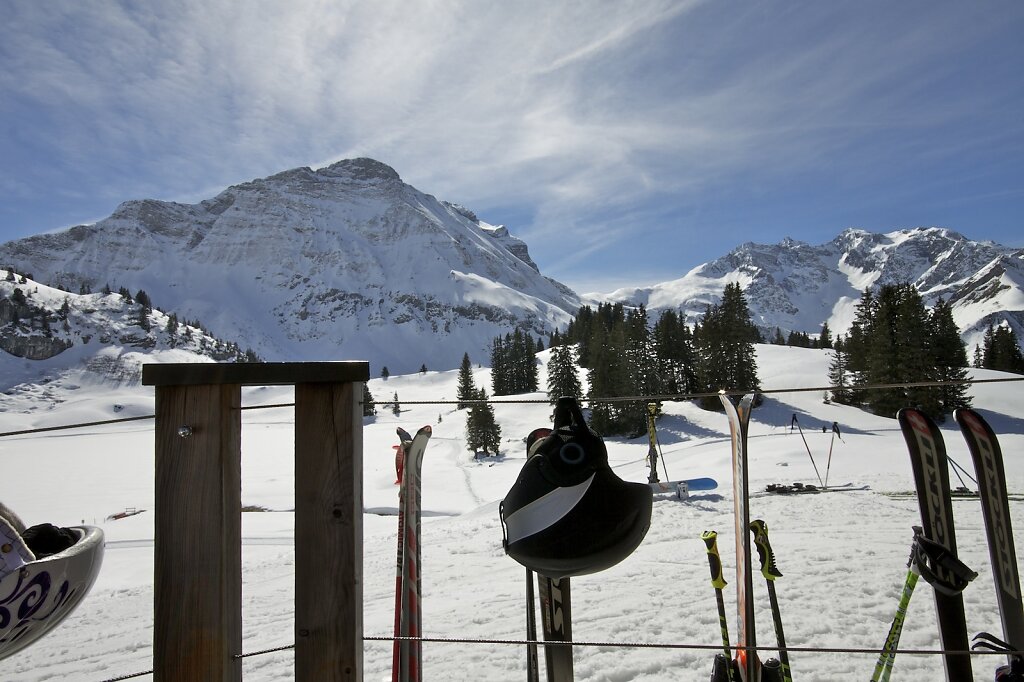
(151, 382), (242, 681)
(143, 362), (369, 682)
(295, 381), (363, 681)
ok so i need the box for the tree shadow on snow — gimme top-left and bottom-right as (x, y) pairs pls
(755, 396), (873, 437)
(631, 411), (723, 444)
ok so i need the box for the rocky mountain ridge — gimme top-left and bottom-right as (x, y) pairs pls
(604, 227), (1024, 352)
(0, 158), (579, 374)
(1, 157), (1021, 383)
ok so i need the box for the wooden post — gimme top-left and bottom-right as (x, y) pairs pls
(152, 382), (242, 681)
(143, 362), (370, 682)
(295, 381), (363, 681)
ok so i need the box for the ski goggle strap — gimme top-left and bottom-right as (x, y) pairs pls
(912, 531), (977, 596)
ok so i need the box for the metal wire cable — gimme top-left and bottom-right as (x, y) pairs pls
(4, 375), (1021, 439)
(94, 632), (1024, 681)
(236, 634), (1024, 657)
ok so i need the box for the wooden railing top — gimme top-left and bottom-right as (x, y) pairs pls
(142, 361), (370, 387)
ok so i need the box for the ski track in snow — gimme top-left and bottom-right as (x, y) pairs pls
(2, 346), (1023, 680)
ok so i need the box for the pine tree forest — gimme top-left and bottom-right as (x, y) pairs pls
(828, 283), (974, 421)
(485, 281), (999, 436)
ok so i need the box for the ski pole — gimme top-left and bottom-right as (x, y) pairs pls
(647, 403), (659, 483)
(871, 528), (922, 682)
(702, 530), (736, 682)
(750, 520), (791, 682)
(823, 422), (841, 489)
(790, 415), (823, 487)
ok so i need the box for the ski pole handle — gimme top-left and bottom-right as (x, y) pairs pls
(702, 530), (728, 589)
(750, 519), (783, 581)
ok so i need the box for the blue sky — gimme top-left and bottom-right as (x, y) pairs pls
(1, 1), (1022, 293)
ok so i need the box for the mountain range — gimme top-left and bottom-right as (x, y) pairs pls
(603, 226), (1024, 353)
(1, 158), (1021, 382)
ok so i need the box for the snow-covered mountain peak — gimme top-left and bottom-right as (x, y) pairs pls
(0, 158), (579, 374)
(317, 157), (402, 182)
(601, 227), (1023, 352)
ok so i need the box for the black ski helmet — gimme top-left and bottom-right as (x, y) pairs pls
(499, 397), (653, 579)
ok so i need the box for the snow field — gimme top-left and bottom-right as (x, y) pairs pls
(1, 344), (1023, 680)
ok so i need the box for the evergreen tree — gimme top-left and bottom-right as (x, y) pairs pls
(166, 313), (179, 346)
(981, 322), (1024, 374)
(819, 321), (834, 349)
(381, 366), (390, 380)
(844, 289), (876, 394)
(861, 283), (942, 418)
(391, 392), (401, 416)
(490, 329), (540, 395)
(570, 305), (598, 367)
(136, 304), (152, 332)
(928, 298), (972, 412)
(546, 344), (582, 405)
(587, 317), (628, 433)
(466, 387), (501, 455)
(362, 384), (377, 417)
(694, 283), (760, 409)
(619, 305), (660, 432)
(772, 327), (786, 345)
(827, 336), (855, 404)
(457, 352), (476, 409)
(653, 309), (697, 395)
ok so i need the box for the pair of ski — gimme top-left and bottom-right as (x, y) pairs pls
(717, 392), (792, 682)
(393, 425), (432, 682)
(881, 407), (1023, 681)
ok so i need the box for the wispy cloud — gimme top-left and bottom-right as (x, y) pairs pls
(1, 0), (1021, 289)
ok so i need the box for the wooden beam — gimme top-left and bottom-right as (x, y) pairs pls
(295, 381), (364, 681)
(153, 383), (242, 682)
(143, 361), (369, 387)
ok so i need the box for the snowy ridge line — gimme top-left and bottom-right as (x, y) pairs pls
(3, 375), (1022, 440)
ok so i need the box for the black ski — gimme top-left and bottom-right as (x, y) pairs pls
(721, 392), (759, 682)
(537, 575), (573, 681)
(954, 408), (1024, 662)
(898, 407), (976, 681)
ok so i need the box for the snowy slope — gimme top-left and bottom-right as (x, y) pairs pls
(2, 346), (1023, 680)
